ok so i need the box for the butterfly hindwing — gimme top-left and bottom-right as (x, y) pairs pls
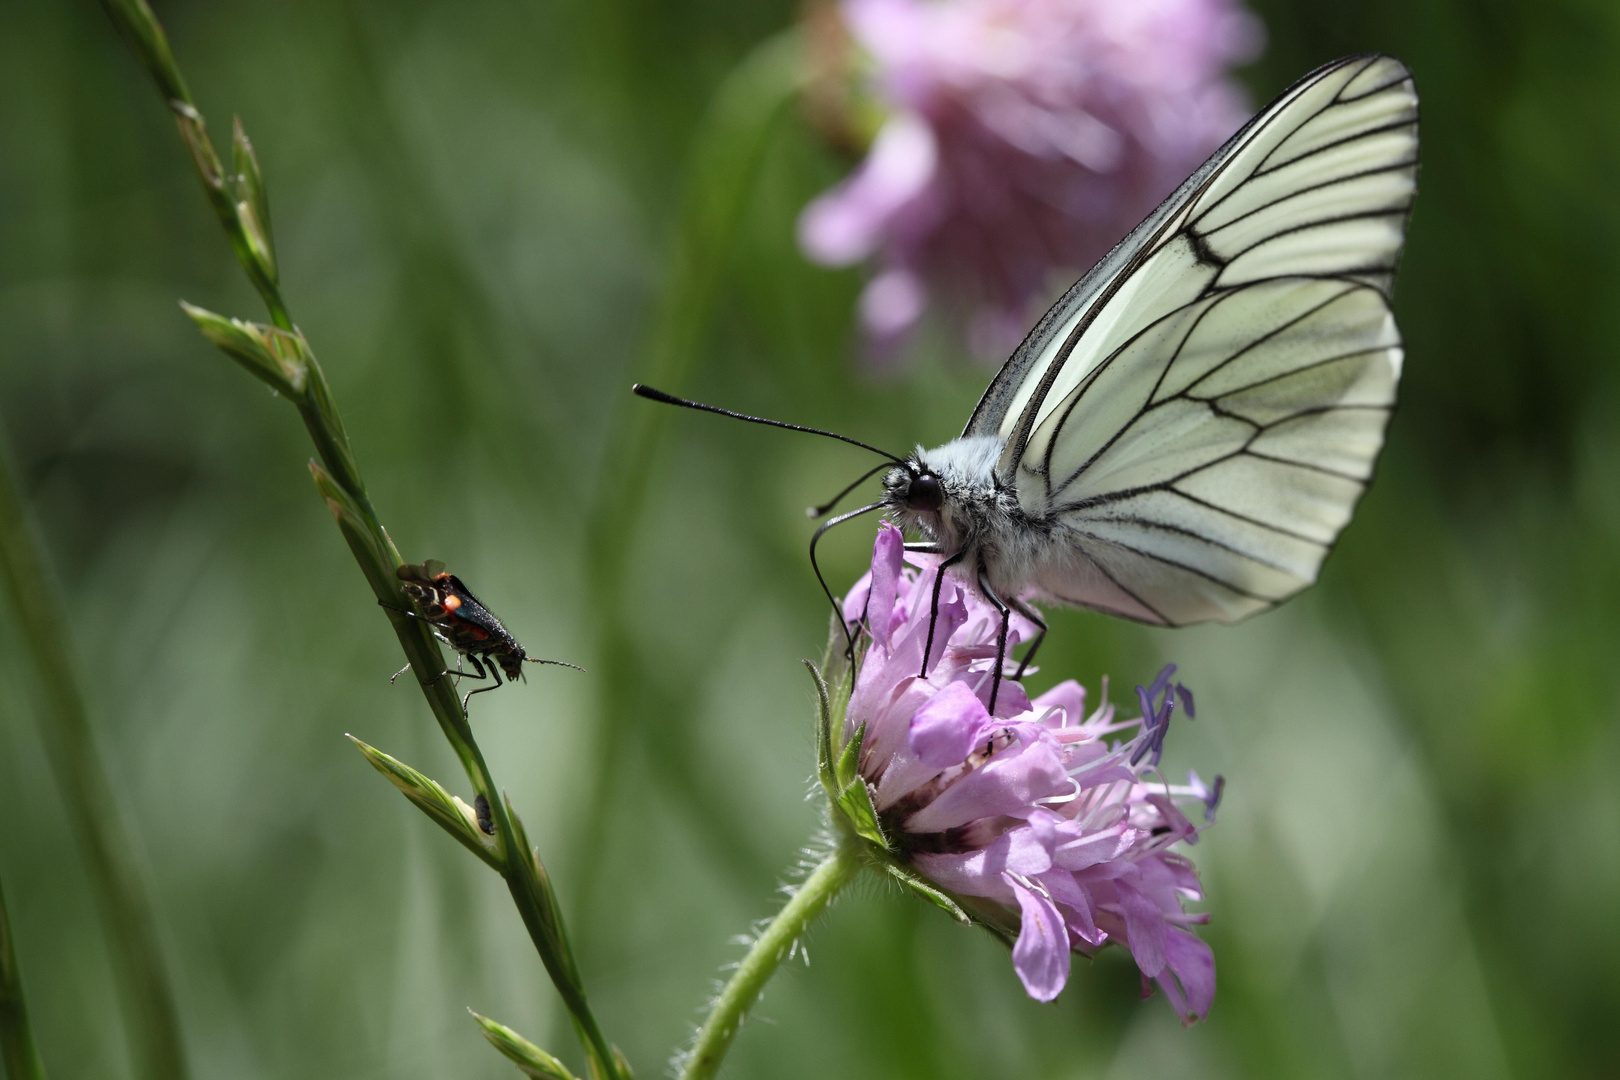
(972, 54), (1417, 626)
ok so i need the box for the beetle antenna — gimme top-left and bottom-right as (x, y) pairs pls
(523, 658), (585, 672)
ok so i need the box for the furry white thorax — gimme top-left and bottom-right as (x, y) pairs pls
(882, 435), (1064, 599)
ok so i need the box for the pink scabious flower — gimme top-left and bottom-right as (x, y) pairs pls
(798, 0), (1263, 358)
(830, 522), (1221, 1016)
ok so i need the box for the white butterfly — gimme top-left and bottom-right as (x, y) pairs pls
(639, 53), (1418, 707)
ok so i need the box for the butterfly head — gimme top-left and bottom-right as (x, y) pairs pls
(893, 465), (944, 513)
(881, 461), (940, 543)
(882, 436), (1003, 548)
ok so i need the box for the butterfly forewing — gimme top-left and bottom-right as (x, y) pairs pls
(1030, 302), (1213, 490)
(1010, 236), (1219, 465)
(974, 53), (1416, 626)
(958, 112), (1249, 443)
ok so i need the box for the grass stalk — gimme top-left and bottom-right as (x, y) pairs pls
(0, 874), (48, 1080)
(0, 441), (188, 1080)
(96, 1), (628, 1076)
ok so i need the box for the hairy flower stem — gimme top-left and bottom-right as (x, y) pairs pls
(0, 444), (186, 1080)
(97, 2), (627, 1077)
(0, 875), (48, 1080)
(680, 837), (864, 1080)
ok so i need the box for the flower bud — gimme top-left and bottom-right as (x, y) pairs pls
(179, 302), (308, 396)
(231, 117), (278, 286)
(468, 1011), (578, 1080)
(347, 736), (501, 870)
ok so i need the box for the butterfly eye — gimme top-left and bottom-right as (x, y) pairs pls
(907, 473), (944, 512)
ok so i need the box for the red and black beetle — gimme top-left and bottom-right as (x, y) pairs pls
(384, 560), (579, 710)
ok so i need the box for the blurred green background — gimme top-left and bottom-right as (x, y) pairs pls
(1, 0), (1616, 1078)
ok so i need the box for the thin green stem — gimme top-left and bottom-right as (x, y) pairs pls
(679, 837), (864, 1080)
(97, 3), (629, 1077)
(0, 874), (48, 1080)
(0, 443), (188, 1080)
(460, 739), (618, 1075)
(362, 548), (619, 1078)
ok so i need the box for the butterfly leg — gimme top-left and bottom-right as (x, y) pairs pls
(920, 549), (966, 678)
(461, 654), (505, 712)
(1007, 597), (1047, 681)
(976, 561), (1011, 714)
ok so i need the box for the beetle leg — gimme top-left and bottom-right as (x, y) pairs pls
(461, 654), (505, 712)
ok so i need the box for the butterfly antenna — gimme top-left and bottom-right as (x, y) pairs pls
(809, 500), (886, 657)
(633, 384), (909, 466)
(807, 462), (895, 519)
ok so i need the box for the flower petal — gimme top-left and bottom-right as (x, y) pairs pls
(1038, 868), (1103, 946)
(867, 522), (905, 643)
(1009, 878), (1070, 1002)
(1052, 823), (1134, 872)
(1117, 881), (1168, 978)
(1158, 927), (1216, 1022)
(798, 112), (937, 266)
(877, 566), (965, 684)
(983, 673), (1032, 719)
(860, 269), (928, 340)
(841, 569), (873, 629)
(909, 680), (993, 768)
(913, 818), (1052, 898)
(902, 725), (1066, 833)
(1004, 818), (1056, 876)
(863, 676), (941, 784)
(1144, 793), (1197, 844)
(913, 847), (1007, 900)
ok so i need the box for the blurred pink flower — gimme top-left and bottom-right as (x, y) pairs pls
(838, 523), (1221, 1015)
(799, 0), (1262, 359)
